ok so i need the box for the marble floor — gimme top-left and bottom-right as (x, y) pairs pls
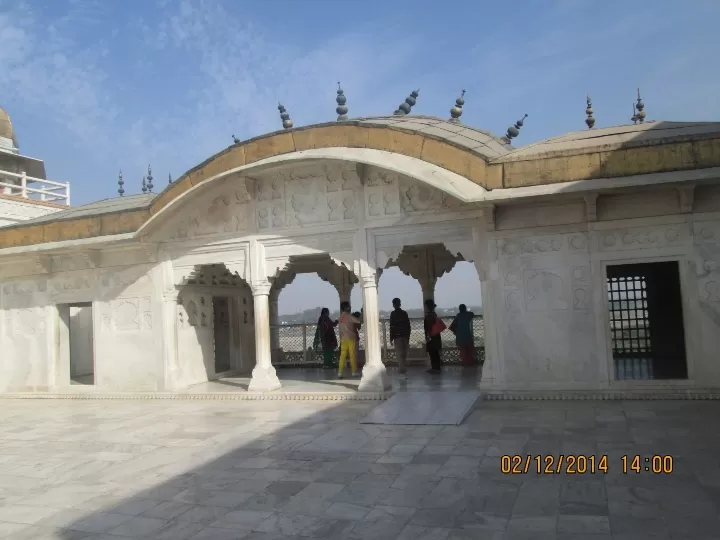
(360, 391), (480, 425)
(0, 398), (719, 539)
(185, 366), (481, 395)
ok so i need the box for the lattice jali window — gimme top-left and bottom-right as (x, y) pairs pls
(607, 274), (651, 357)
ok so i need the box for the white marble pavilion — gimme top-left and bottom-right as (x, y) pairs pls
(1, 94), (720, 399)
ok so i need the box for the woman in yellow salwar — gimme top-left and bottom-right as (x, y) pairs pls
(337, 301), (361, 378)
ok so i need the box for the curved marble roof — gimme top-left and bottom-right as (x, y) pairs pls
(497, 121), (720, 162)
(313, 115), (513, 159)
(7, 119), (720, 229)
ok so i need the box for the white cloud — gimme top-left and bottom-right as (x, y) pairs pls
(0, 2), (116, 146)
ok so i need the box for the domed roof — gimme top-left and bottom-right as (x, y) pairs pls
(0, 107), (14, 138)
(0, 106), (18, 148)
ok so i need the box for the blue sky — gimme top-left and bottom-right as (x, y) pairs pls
(1, 0), (719, 313)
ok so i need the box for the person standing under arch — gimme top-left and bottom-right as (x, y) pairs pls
(337, 301), (361, 378)
(449, 304), (477, 366)
(389, 297), (411, 378)
(314, 307), (338, 369)
(424, 299), (444, 374)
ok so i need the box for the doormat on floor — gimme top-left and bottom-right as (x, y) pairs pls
(360, 390), (480, 425)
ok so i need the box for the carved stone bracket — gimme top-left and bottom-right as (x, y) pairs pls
(224, 261), (248, 281)
(678, 184), (695, 214)
(483, 204), (496, 232)
(376, 246), (404, 270)
(584, 194), (598, 222)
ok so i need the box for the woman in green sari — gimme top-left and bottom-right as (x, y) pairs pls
(314, 307), (338, 368)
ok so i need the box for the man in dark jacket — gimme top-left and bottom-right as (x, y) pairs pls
(389, 297), (411, 378)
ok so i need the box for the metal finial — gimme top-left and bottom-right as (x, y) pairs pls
(336, 82), (348, 122)
(585, 95), (596, 129)
(631, 102), (638, 124)
(141, 176), (148, 194)
(393, 89), (420, 116)
(117, 170), (125, 197)
(506, 114), (528, 140)
(168, 173), (173, 185)
(232, 134), (240, 143)
(146, 165), (153, 193)
(635, 88), (646, 123)
(278, 102), (293, 129)
(449, 89), (465, 122)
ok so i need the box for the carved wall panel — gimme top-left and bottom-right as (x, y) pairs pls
(5, 308), (46, 337)
(100, 268), (152, 296)
(599, 225), (685, 252)
(523, 269), (569, 312)
(99, 297), (152, 333)
(166, 189), (250, 240)
(497, 233), (589, 260)
(693, 221), (720, 245)
(505, 290), (522, 313)
(571, 266), (590, 311)
(399, 177), (443, 213)
(365, 168), (473, 219)
(365, 169), (400, 218)
(50, 253), (100, 273)
(48, 274), (95, 295)
(2, 280), (44, 296)
(255, 164), (360, 231)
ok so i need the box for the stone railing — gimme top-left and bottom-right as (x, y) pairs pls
(0, 169), (70, 205)
(271, 316), (485, 366)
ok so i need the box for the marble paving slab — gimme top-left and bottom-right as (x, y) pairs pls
(359, 390), (480, 425)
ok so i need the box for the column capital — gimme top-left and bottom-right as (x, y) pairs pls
(359, 274), (377, 289)
(161, 287), (179, 302)
(250, 280), (272, 296)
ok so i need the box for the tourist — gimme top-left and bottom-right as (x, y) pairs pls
(449, 304), (476, 366)
(352, 311), (362, 368)
(424, 299), (445, 374)
(337, 301), (361, 378)
(389, 297), (411, 378)
(313, 307), (338, 369)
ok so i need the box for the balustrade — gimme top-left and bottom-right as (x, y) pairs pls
(269, 316), (485, 366)
(0, 169), (70, 205)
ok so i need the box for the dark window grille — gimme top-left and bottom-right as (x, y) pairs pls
(606, 261), (687, 381)
(607, 274), (653, 380)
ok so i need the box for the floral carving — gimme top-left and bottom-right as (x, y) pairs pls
(115, 300), (140, 332)
(601, 227), (684, 251)
(524, 270), (568, 311)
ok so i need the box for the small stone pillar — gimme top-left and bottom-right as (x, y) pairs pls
(248, 280), (281, 392)
(358, 273), (391, 392)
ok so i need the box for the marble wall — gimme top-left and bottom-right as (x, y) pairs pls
(0, 248), (163, 392)
(481, 186), (720, 394)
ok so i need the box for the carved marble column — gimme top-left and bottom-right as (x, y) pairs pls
(248, 280), (281, 392)
(269, 287), (280, 351)
(418, 276), (438, 304)
(358, 273), (391, 392)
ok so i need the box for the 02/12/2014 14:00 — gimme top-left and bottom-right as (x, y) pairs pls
(501, 454), (674, 475)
